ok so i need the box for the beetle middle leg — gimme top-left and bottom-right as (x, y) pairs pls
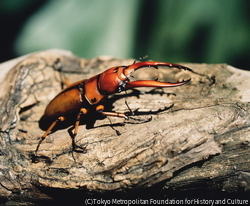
(69, 108), (88, 153)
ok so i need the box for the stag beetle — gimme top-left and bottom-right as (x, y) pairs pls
(34, 61), (192, 158)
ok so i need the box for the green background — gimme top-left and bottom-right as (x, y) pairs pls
(1, 0), (250, 70)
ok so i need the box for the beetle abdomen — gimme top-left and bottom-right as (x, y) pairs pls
(43, 86), (83, 120)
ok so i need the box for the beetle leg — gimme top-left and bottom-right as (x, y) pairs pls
(95, 105), (126, 136)
(35, 116), (65, 156)
(71, 108), (88, 152)
(96, 105), (128, 119)
(73, 108), (88, 136)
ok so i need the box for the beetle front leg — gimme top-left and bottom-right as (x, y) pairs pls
(96, 105), (128, 119)
(96, 105), (127, 136)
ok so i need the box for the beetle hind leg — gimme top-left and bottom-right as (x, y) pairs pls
(34, 116), (65, 160)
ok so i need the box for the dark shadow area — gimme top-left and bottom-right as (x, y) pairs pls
(0, 1), (49, 63)
(5, 178), (249, 206)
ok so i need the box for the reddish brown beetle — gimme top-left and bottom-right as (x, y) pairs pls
(35, 61), (192, 157)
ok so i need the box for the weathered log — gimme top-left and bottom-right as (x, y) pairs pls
(0, 50), (249, 204)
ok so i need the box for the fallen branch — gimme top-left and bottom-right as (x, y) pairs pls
(0, 50), (249, 204)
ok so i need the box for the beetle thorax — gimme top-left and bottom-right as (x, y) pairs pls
(98, 67), (127, 95)
(84, 75), (105, 105)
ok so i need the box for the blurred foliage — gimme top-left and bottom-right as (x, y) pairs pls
(0, 0), (48, 63)
(1, 0), (250, 70)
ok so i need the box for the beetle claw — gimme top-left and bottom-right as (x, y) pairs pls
(120, 61), (192, 90)
(125, 78), (191, 90)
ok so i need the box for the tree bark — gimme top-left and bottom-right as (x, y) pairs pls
(0, 50), (249, 205)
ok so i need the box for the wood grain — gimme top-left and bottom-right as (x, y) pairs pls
(0, 50), (249, 204)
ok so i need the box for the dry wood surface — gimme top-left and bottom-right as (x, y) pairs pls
(0, 50), (249, 205)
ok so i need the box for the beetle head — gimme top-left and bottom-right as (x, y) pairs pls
(98, 61), (192, 95)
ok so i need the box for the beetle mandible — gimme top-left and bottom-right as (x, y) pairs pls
(35, 61), (192, 157)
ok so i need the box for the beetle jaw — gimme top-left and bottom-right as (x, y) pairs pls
(98, 61), (192, 95)
(120, 61), (193, 90)
(124, 78), (191, 89)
